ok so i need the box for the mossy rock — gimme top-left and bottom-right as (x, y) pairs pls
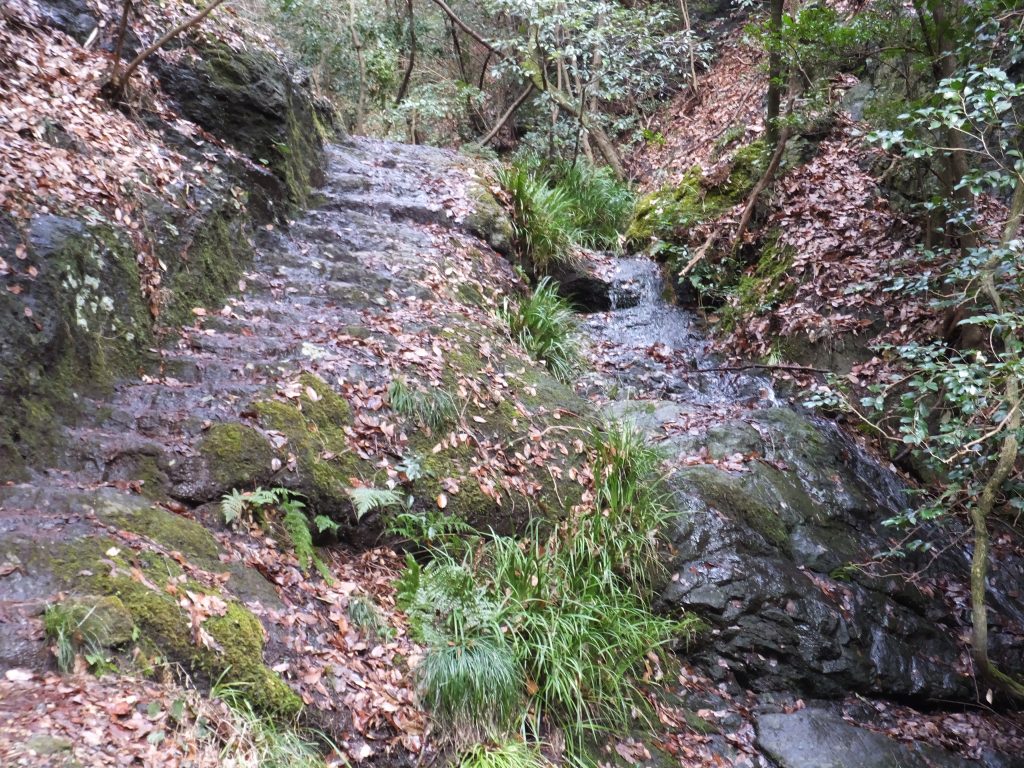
(200, 423), (276, 491)
(3, 498), (300, 720)
(0, 215), (154, 480)
(627, 143), (767, 252)
(253, 373), (375, 529)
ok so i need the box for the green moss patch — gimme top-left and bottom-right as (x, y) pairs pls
(23, 532), (300, 720)
(200, 423), (275, 492)
(254, 373), (372, 519)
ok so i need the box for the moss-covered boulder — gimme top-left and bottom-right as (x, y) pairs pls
(627, 142), (768, 250)
(0, 214), (153, 481)
(0, 487), (300, 719)
(152, 40), (331, 215)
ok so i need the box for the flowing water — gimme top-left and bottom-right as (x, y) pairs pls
(580, 256), (777, 410)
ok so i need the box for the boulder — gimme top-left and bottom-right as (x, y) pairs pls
(652, 405), (1019, 700)
(755, 708), (1023, 768)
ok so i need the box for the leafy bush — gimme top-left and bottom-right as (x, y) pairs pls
(496, 165), (579, 273)
(396, 421), (699, 755)
(500, 277), (582, 384)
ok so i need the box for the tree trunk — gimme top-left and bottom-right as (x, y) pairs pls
(766, 0), (784, 145)
(349, 0), (367, 133)
(395, 0), (416, 105)
(969, 179), (1024, 699)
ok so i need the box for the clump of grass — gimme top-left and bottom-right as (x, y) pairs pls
(416, 637), (523, 743)
(397, 420), (700, 757)
(550, 159), (634, 251)
(456, 741), (546, 768)
(500, 277), (581, 384)
(496, 165), (578, 273)
(584, 420), (670, 591)
(388, 376), (458, 431)
(43, 602), (115, 675)
(497, 158), (634, 269)
(209, 679), (327, 767)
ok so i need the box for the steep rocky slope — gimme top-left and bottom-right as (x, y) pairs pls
(2, 2), (1024, 766)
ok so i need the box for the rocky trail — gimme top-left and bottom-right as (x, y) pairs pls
(2, 137), (1024, 767)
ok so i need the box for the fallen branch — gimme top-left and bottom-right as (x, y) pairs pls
(686, 363), (830, 375)
(730, 125), (791, 254)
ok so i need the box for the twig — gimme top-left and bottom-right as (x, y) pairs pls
(685, 363), (830, 375)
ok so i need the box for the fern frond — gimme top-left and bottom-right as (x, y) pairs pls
(221, 489), (248, 525)
(347, 487), (405, 521)
(282, 508), (315, 571)
(314, 515), (341, 534)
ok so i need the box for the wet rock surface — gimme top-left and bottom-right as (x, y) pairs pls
(583, 258), (1024, 703)
(754, 707), (1024, 768)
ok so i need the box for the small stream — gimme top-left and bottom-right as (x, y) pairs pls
(579, 256), (777, 409)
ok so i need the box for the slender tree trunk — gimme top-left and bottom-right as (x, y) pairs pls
(678, 0), (698, 96)
(395, 0), (416, 105)
(349, 0), (367, 133)
(476, 83), (534, 146)
(969, 180), (1024, 699)
(766, 0), (784, 145)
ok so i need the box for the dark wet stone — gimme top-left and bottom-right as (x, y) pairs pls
(755, 708), (1013, 768)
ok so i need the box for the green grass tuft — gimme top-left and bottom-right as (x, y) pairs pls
(456, 741), (546, 768)
(416, 637), (523, 743)
(500, 277), (582, 384)
(388, 376), (458, 431)
(496, 165), (579, 273)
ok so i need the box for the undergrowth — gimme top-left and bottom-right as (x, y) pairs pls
(210, 678), (327, 767)
(500, 277), (581, 384)
(496, 158), (634, 273)
(396, 421), (701, 759)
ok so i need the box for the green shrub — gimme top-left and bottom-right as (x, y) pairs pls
(416, 637), (523, 743)
(496, 165), (578, 273)
(500, 277), (582, 384)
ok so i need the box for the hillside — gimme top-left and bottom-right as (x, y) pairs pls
(2, 1), (1023, 767)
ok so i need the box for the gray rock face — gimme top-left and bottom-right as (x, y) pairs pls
(755, 708), (1020, 768)
(657, 407), (985, 699)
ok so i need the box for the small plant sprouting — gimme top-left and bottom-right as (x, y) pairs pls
(388, 376), (458, 431)
(43, 602), (116, 676)
(499, 277), (582, 384)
